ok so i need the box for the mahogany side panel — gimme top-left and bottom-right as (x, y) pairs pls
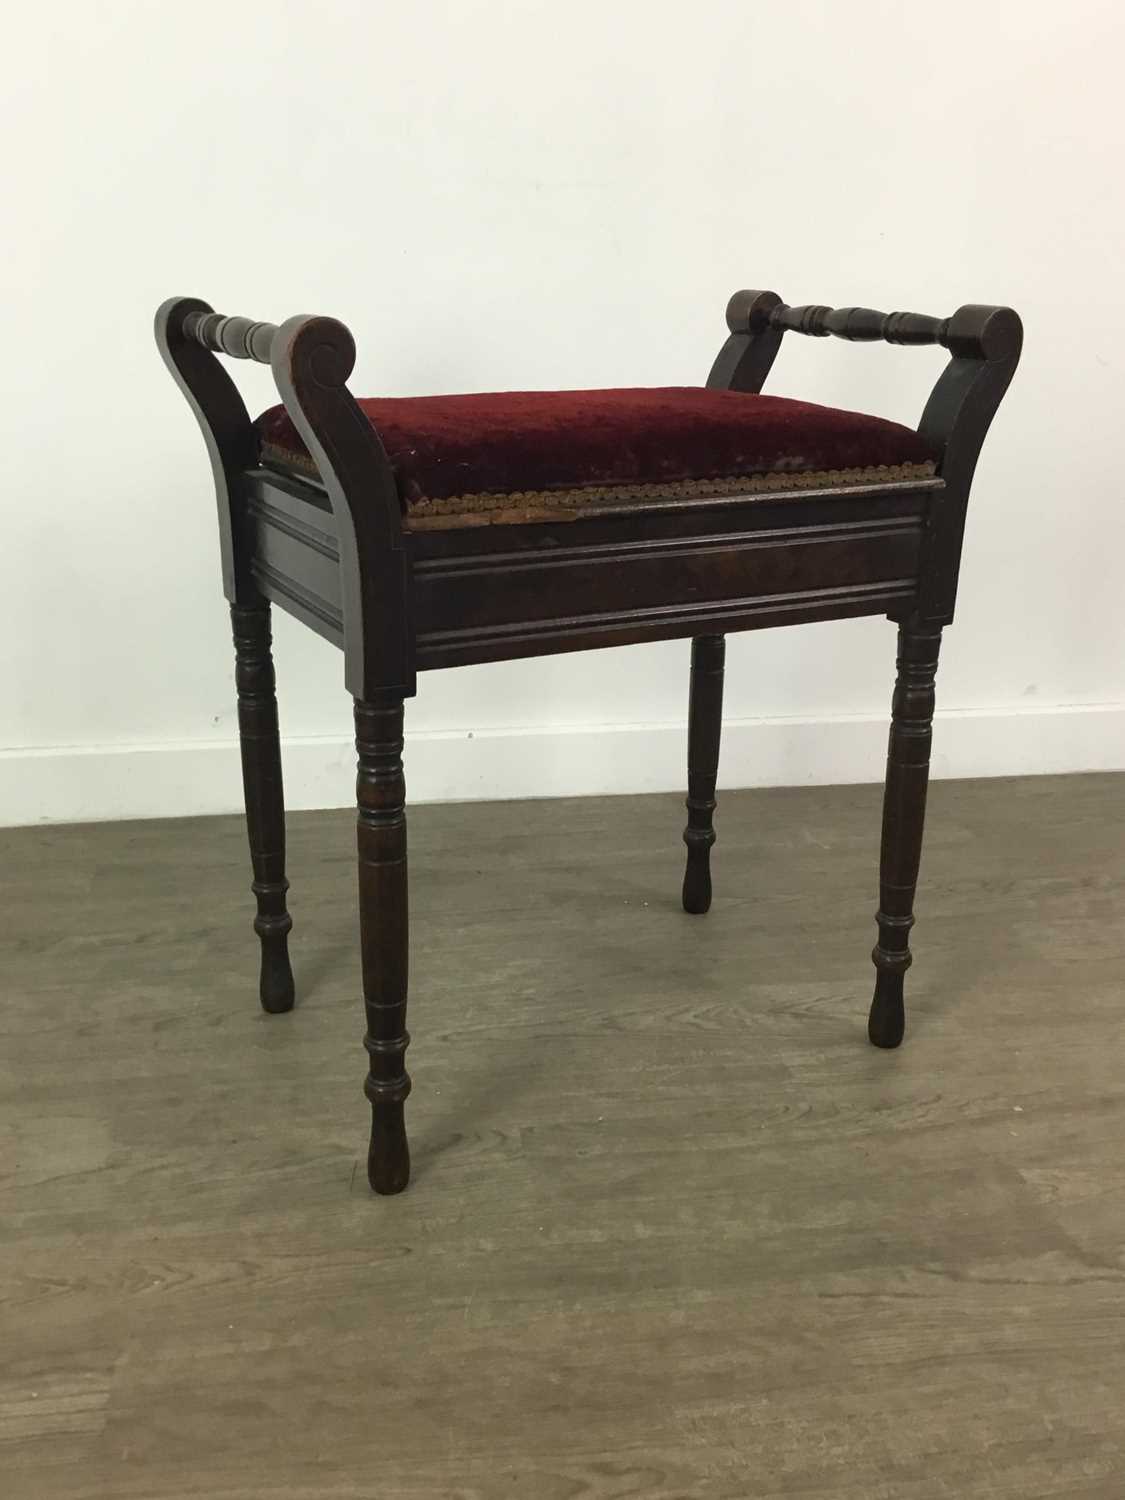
(411, 508), (925, 668)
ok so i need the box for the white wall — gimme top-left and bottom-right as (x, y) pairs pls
(3, 0), (1123, 826)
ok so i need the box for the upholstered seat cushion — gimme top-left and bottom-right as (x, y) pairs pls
(256, 387), (939, 529)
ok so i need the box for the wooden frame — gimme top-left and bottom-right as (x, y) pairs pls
(155, 288), (1022, 1194)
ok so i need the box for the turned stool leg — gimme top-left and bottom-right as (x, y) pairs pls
(355, 695), (412, 1194)
(682, 634), (726, 914)
(231, 602), (294, 1014)
(869, 624), (942, 1048)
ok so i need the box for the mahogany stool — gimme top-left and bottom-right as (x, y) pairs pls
(156, 288), (1021, 1194)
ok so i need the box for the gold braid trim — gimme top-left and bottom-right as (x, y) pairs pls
(259, 442), (936, 530)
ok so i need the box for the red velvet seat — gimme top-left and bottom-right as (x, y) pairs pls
(256, 386), (939, 529)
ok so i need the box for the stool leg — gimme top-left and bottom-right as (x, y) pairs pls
(355, 695), (412, 1195)
(869, 624), (942, 1048)
(231, 602), (294, 1015)
(682, 634), (726, 914)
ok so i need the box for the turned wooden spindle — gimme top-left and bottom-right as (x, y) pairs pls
(355, 695), (412, 1194)
(769, 302), (952, 347)
(869, 625), (943, 1048)
(682, 634), (726, 914)
(182, 309), (279, 363)
(230, 602), (294, 1015)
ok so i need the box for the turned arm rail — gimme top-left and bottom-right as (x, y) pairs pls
(767, 302), (951, 345)
(717, 290), (1020, 365)
(181, 309), (280, 363)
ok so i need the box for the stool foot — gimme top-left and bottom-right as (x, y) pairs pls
(868, 970), (906, 1049)
(367, 1099), (411, 1195)
(256, 903), (295, 1015)
(682, 839), (714, 915)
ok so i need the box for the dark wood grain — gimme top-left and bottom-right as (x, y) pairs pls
(682, 634), (726, 914)
(154, 297), (260, 603)
(355, 695), (412, 1193)
(407, 498), (926, 669)
(269, 315), (413, 700)
(913, 304), (1023, 622)
(230, 602), (294, 1014)
(868, 625), (942, 1047)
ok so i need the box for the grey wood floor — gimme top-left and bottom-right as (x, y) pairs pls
(3, 774), (1124, 1498)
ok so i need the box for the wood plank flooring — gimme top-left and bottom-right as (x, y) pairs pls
(2, 774), (1124, 1498)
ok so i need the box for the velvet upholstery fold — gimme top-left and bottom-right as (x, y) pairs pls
(256, 386), (939, 525)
